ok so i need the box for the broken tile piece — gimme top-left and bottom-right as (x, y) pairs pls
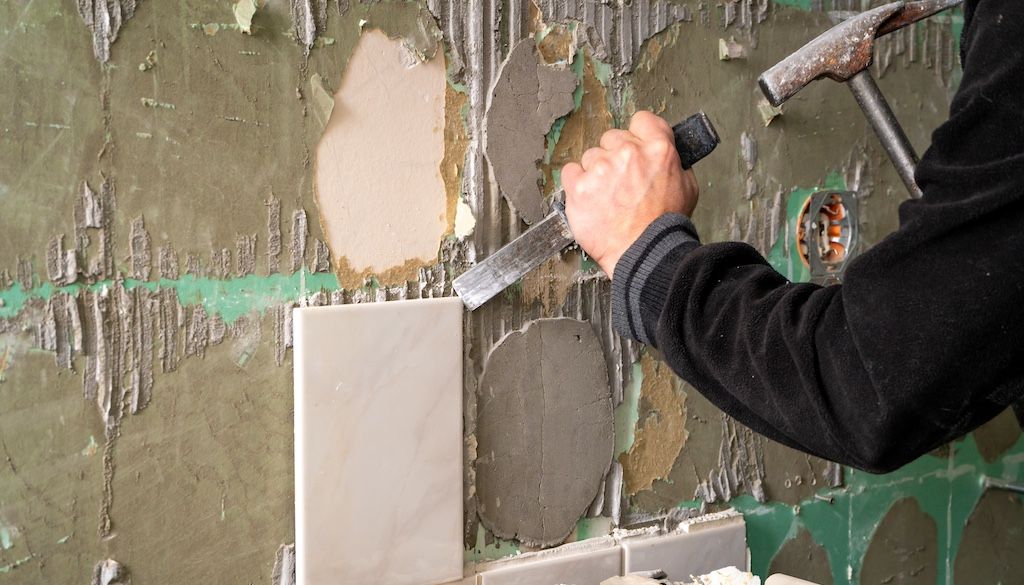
(477, 544), (621, 585)
(293, 298), (463, 585)
(620, 516), (747, 580)
(476, 318), (613, 547)
(484, 39), (577, 224)
(314, 29), (447, 287)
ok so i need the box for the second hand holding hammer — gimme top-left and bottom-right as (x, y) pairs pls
(758, 0), (963, 199)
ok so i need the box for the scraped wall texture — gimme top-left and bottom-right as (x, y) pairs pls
(0, 1), (1021, 584)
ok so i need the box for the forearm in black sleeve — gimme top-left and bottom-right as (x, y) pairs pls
(611, 0), (1024, 473)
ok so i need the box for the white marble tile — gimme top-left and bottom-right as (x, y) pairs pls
(620, 517), (747, 581)
(294, 298), (464, 585)
(476, 545), (622, 585)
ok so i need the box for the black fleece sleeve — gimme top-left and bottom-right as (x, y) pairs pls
(610, 0), (1024, 473)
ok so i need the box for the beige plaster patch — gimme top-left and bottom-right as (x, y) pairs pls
(620, 354), (689, 495)
(314, 29), (447, 288)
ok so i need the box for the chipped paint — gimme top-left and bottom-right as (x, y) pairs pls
(442, 84), (470, 237)
(620, 354), (688, 495)
(0, 523), (15, 550)
(81, 435), (99, 457)
(308, 73), (335, 131)
(233, 0), (260, 34)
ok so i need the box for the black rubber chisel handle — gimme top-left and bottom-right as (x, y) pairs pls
(674, 112), (720, 170)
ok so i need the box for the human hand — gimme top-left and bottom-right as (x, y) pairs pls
(560, 111), (699, 279)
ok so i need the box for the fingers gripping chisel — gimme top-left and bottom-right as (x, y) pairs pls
(453, 112), (720, 311)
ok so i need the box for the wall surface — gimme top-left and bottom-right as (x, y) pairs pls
(0, 1), (1021, 584)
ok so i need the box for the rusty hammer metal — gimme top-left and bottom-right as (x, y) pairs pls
(758, 0), (963, 199)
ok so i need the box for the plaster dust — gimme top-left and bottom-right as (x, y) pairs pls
(475, 318), (614, 547)
(314, 29), (448, 289)
(859, 497), (937, 585)
(620, 354), (688, 496)
(484, 38), (577, 225)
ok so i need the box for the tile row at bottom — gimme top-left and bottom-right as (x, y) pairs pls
(465, 514), (748, 585)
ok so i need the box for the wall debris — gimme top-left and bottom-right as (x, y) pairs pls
(91, 558), (129, 585)
(290, 209), (307, 274)
(533, 0), (692, 75)
(129, 217), (151, 281)
(76, 0), (139, 63)
(271, 543), (296, 585)
(695, 415), (766, 504)
(266, 196), (282, 274)
(236, 234), (257, 277)
(290, 0), (329, 53)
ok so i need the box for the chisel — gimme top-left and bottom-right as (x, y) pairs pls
(453, 112), (720, 310)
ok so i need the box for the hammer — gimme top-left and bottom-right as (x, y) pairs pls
(759, 0), (962, 199)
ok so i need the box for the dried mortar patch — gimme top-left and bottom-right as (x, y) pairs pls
(484, 38), (577, 225)
(314, 29), (447, 288)
(475, 318), (613, 547)
(955, 491), (1024, 582)
(860, 497), (937, 585)
(545, 53), (613, 197)
(769, 529), (834, 585)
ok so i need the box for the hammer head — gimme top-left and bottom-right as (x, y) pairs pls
(758, 2), (904, 107)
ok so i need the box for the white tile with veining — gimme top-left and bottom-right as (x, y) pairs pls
(294, 298), (464, 585)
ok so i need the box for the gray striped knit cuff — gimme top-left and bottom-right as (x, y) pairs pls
(611, 213), (700, 346)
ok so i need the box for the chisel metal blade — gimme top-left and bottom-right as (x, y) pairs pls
(452, 203), (573, 311)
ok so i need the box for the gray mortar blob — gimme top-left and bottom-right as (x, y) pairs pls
(475, 318), (614, 547)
